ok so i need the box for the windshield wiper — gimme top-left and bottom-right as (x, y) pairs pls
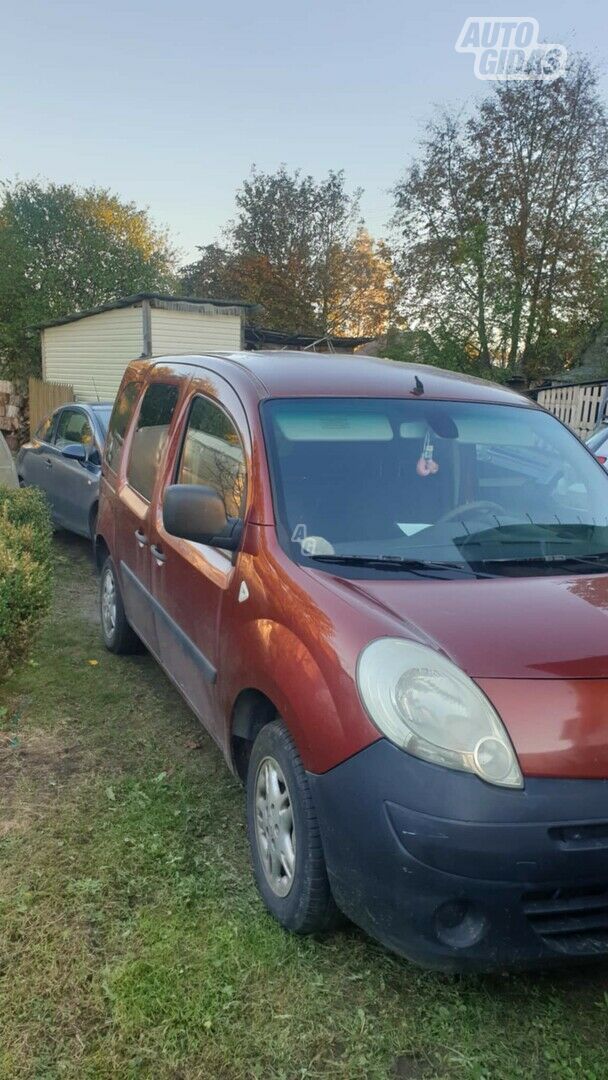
(306, 553), (494, 579)
(480, 552), (608, 571)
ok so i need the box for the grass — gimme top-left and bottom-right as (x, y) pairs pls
(1, 535), (608, 1079)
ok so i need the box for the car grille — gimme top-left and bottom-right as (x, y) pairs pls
(523, 885), (608, 955)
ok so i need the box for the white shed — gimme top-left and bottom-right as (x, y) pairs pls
(41, 293), (255, 403)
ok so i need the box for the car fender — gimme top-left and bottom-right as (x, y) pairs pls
(220, 616), (379, 774)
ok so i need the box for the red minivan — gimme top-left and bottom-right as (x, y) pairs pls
(97, 351), (608, 971)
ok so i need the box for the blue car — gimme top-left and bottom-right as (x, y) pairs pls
(17, 401), (112, 538)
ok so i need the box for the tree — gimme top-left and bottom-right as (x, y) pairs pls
(324, 228), (398, 337)
(391, 56), (608, 380)
(0, 181), (176, 379)
(181, 166), (395, 339)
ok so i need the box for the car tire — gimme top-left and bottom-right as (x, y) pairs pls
(100, 555), (141, 655)
(246, 720), (341, 934)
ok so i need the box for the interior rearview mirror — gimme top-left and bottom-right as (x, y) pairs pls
(163, 484), (242, 550)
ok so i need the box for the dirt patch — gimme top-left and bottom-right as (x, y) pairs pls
(392, 1054), (430, 1079)
(54, 529), (100, 625)
(0, 817), (27, 838)
(0, 729), (87, 835)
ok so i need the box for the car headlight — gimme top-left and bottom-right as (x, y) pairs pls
(357, 638), (523, 789)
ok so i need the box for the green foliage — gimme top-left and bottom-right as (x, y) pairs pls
(0, 180), (177, 380)
(391, 56), (608, 380)
(0, 484), (53, 561)
(382, 326), (512, 382)
(0, 486), (52, 680)
(181, 166), (397, 337)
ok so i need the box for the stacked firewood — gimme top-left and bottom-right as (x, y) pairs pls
(0, 381), (28, 451)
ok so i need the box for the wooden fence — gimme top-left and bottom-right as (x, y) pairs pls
(536, 381), (608, 439)
(28, 377), (74, 437)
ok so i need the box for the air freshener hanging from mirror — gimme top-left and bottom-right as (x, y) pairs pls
(416, 429), (439, 477)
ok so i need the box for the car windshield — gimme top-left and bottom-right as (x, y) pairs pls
(262, 398), (608, 579)
(93, 407), (112, 439)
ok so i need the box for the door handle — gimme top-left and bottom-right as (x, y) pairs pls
(134, 528), (148, 547)
(151, 543), (166, 564)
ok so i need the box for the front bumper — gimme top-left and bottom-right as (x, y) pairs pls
(307, 740), (608, 972)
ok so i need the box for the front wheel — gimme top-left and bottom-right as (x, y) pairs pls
(100, 556), (141, 655)
(246, 720), (340, 934)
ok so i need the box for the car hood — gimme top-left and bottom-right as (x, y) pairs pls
(334, 571), (608, 679)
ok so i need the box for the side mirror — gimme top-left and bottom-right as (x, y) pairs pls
(163, 484), (242, 550)
(61, 443), (87, 462)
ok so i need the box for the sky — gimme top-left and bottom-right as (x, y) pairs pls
(1, 0), (606, 265)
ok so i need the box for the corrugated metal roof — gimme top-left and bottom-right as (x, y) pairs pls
(244, 326), (373, 349)
(39, 292), (257, 330)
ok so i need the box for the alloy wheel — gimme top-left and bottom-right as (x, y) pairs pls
(101, 567), (117, 640)
(254, 755), (296, 897)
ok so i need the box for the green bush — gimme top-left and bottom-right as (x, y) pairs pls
(0, 487), (52, 681)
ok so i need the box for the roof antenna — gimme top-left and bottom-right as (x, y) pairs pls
(91, 375), (101, 404)
(412, 375), (424, 396)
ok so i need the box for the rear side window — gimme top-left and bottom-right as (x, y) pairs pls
(128, 382), (179, 501)
(105, 381), (140, 473)
(177, 396), (246, 519)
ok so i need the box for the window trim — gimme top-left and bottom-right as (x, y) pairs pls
(172, 391), (248, 518)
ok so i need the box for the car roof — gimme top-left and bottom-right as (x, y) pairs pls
(151, 350), (534, 408)
(54, 402), (112, 414)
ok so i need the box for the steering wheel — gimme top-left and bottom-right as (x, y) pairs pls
(438, 499), (506, 524)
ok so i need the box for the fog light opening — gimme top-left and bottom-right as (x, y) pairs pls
(434, 900), (488, 949)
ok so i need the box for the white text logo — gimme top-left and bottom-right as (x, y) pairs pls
(456, 18), (567, 81)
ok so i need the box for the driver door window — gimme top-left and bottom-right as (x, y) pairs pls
(55, 409), (94, 450)
(176, 395), (246, 520)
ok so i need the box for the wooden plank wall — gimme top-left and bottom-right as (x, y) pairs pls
(28, 377), (74, 437)
(536, 382), (607, 438)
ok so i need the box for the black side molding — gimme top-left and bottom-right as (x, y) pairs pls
(119, 560), (217, 684)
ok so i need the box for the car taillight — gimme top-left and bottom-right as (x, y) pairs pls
(596, 455), (607, 464)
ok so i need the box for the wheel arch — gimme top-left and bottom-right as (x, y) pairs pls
(94, 532), (110, 574)
(222, 617), (373, 776)
(229, 688), (279, 782)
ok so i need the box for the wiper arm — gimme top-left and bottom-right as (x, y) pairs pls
(307, 553), (494, 578)
(481, 551), (608, 570)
